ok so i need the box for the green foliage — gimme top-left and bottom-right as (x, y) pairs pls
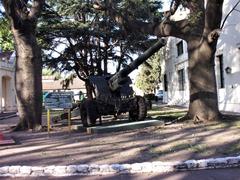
(118, 0), (162, 20)
(135, 49), (163, 93)
(188, 9), (203, 26)
(42, 68), (54, 76)
(0, 17), (14, 51)
(148, 107), (187, 120)
(42, 68), (61, 79)
(38, 0), (163, 81)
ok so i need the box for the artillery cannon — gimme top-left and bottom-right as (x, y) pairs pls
(80, 39), (166, 127)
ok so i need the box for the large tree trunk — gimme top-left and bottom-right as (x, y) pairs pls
(13, 29), (42, 131)
(187, 38), (220, 121)
(2, 0), (45, 131)
(92, 0), (225, 122)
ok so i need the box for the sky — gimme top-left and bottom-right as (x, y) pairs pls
(162, 0), (171, 11)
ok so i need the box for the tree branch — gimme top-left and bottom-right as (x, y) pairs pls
(29, 0), (45, 20)
(153, 19), (190, 40)
(203, 0), (224, 44)
(93, 0), (191, 40)
(205, 0), (224, 33)
(170, 0), (181, 15)
(47, 47), (62, 56)
(207, 29), (221, 43)
(73, 65), (87, 82)
(2, 0), (21, 24)
(221, 0), (240, 29)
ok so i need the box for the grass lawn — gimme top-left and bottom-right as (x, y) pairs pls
(146, 105), (240, 157)
(147, 105), (187, 122)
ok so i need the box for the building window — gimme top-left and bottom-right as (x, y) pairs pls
(178, 69), (185, 91)
(177, 41), (184, 56)
(216, 54), (225, 88)
(164, 74), (168, 92)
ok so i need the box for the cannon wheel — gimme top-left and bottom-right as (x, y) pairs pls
(129, 96), (147, 121)
(80, 99), (98, 127)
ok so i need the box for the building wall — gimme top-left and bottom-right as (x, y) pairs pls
(162, 37), (189, 106)
(216, 0), (240, 112)
(0, 59), (17, 112)
(162, 0), (240, 113)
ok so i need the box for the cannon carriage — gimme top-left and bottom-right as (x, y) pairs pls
(80, 39), (166, 127)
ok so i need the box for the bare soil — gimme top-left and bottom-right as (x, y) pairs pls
(1, 105), (240, 166)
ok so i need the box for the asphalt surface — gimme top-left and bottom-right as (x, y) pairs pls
(0, 112), (17, 120)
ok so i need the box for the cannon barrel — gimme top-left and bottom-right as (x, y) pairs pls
(108, 38), (166, 91)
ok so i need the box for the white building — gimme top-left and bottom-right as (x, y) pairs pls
(161, 0), (240, 113)
(0, 51), (17, 112)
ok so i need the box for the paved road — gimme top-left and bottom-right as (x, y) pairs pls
(1, 168), (240, 180)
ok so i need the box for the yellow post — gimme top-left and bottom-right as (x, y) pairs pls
(47, 109), (51, 135)
(68, 109), (71, 133)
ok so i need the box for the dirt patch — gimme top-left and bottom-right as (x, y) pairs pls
(1, 106), (240, 166)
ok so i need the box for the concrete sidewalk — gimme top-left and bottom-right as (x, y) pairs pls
(0, 112), (17, 121)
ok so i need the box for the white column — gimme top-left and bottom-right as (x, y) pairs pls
(0, 76), (2, 112)
(9, 77), (17, 111)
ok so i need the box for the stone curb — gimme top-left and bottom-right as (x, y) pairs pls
(0, 156), (240, 177)
(0, 114), (17, 120)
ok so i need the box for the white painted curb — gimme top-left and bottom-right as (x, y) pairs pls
(0, 156), (240, 177)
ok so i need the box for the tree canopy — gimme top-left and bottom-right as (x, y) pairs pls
(1, 0), (233, 123)
(38, 0), (163, 82)
(135, 50), (163, 93)
(0, 17), (14, 51)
